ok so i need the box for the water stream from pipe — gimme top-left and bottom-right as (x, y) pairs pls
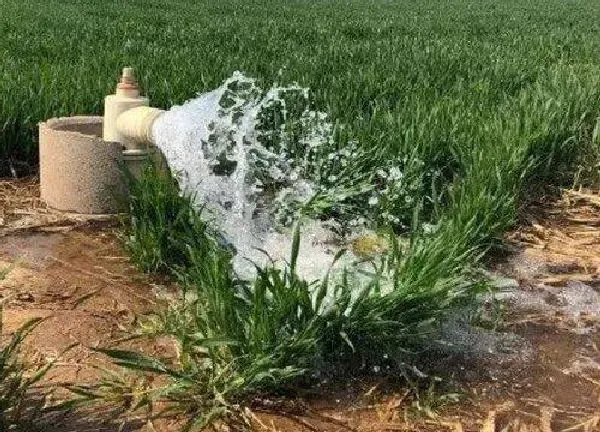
(152, 72), (354, 280)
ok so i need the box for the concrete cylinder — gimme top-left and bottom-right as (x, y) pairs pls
(39, 116), (127, 214)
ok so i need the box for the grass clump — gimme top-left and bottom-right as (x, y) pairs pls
(77, 164), (482, 429)
(0, 312), (47, 431)
(121, 163), (217, 274)
(0, 270), (52, 431)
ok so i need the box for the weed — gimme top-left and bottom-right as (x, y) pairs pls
(121, 161), (225, 274)
(0, 266), (10, 280)
(408, 378), (462, 419)
(469, 291), (508, 332)
(0, 296), (51, 430)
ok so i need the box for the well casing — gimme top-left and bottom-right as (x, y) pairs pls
(39, 116), (127, 214)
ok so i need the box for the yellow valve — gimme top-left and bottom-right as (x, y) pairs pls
(351, 233), (389, 258)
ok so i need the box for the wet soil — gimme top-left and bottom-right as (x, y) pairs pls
(0, 180), (598, 431)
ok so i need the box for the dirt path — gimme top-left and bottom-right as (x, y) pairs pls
(0, 180), (598, 431)
(0, 179), (177, 430)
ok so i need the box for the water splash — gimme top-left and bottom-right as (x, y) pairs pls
(152, 72), (349, 280)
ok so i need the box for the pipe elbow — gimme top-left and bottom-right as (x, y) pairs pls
(116, 106), (164, 147)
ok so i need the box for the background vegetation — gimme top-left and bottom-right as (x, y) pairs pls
(1, 0), (599, 180)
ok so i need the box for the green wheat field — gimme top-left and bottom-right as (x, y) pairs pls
(1, 0), (600, 428)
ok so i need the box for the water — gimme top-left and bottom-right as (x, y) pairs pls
(152, 72), (351, 280)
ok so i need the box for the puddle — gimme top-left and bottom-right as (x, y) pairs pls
(0, 233), (64, 267)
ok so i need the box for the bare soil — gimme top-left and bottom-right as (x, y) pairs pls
(1, 179), (598, 431)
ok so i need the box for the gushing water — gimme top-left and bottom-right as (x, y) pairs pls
(152, 72), (347, 280)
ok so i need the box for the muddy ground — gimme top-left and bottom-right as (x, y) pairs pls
(0, 179), (598, 431)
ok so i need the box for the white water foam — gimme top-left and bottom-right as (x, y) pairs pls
(152, 72), (348, 280)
